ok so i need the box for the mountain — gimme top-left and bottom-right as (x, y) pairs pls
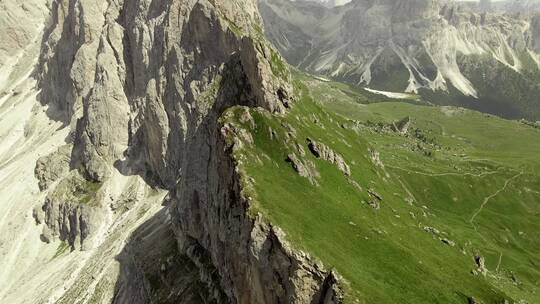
(1, 0), (539, 303)
(500, 0), (540, 12)
(259, 0), (540, 120)
(0, 0), (339, 303)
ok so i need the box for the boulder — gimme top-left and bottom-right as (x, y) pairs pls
(286, 153), (319, 185)
(474, 254), (488, 275)
(307, 138), (351, 176)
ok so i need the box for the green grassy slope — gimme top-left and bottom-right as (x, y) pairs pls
(221, 74), (540, 303)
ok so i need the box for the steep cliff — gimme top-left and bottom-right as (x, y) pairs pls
(0, 0), (342, 303)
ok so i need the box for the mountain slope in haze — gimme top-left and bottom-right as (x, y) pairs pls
(493, 0), (540, 13)
(259, 0), (540, 120)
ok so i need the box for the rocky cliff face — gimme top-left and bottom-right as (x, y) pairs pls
(35, 0), (290, 245)
(0, 0), (341, 303)
(39, 0), (292, 185)
(260, 0), (540, 120)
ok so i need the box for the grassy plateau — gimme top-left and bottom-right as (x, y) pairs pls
(220, 73), (540, 303)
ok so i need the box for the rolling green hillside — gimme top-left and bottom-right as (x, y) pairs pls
(221, 74), (540, 303)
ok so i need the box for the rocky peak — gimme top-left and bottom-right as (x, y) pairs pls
(37, 0), (293, 186)
(0, 0), (345, 302)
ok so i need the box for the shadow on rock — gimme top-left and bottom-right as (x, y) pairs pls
(112, 206), (214, 304)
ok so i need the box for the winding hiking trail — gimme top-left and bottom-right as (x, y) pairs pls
(387, 164), (498, 178)
(469, 171), (524, 226)
(468, 171), (523, 274)
(390, 160), (524, 275)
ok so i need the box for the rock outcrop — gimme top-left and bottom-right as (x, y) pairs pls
(392, 116), (412, 135)
(474, 254), (488, 276)
(34, 144), (72, 191)
(24, 0), (342, 302)
(34, 171), (103, 250)
(286, 153), (320, 184)
(307, 138), (351, 176)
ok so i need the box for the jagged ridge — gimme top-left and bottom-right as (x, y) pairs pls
(1, 0), (343, 303)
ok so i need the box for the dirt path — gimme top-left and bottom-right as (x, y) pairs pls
(469, 171), (523, 225)
(387, 164), (497, 178)
(391, 161), (523, 274)
(468, 171), (523, 273)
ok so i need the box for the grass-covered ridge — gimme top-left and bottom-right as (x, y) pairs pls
(221, 74), (540, 303)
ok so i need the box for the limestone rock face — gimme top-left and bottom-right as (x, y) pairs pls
(9, 0), (341, 302)
(40, 196), (96, 249)
(36, 0), (292, 186)
(35, 144), (72, 191)
(174, 124), (341, 303)
(113, 208), (216, 304)
(34, 172), (103, 250)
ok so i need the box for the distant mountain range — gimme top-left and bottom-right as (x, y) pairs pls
(260, 0), (540, 120)
(303, 0), (540, 11)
